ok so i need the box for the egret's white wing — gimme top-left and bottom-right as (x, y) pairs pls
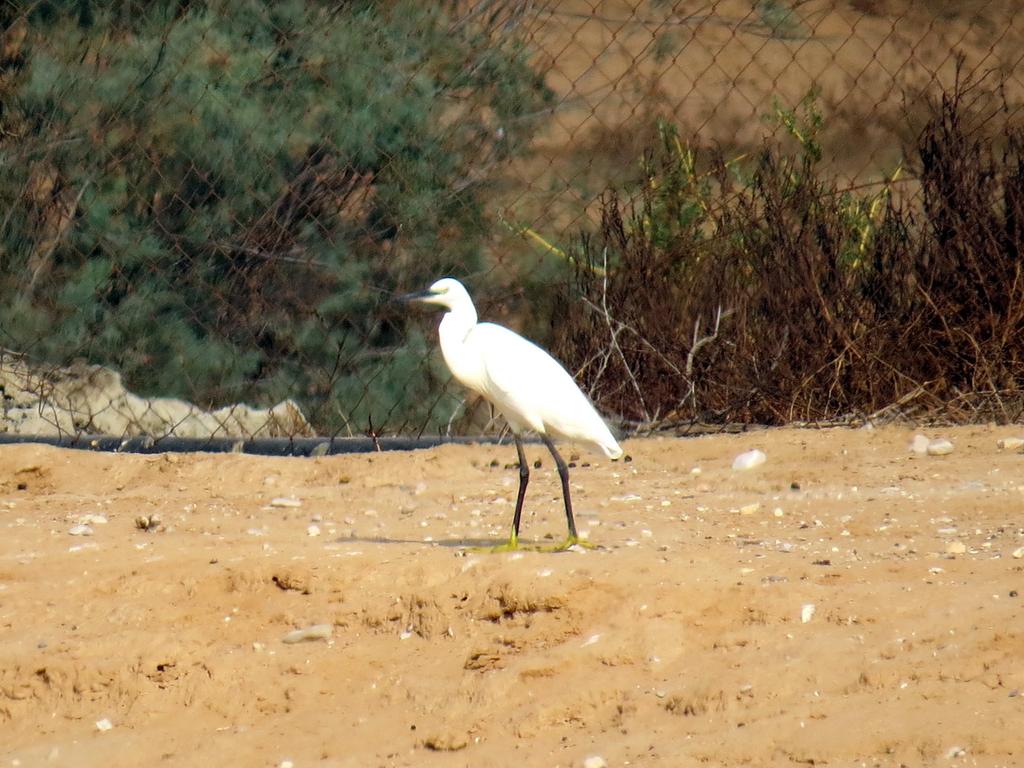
(469, 323), (621, 457)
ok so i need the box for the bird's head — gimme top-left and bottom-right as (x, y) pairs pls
(399, 277), (471, 311)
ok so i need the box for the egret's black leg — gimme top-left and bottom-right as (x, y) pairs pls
(541, 435), (578, 541)
(509, 434), (530, 547)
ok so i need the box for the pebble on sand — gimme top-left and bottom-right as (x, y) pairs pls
(1012, 547), (1024, 559)
(926, 438), (954, 456)
(135, 513), (162, 532)
(68, 524), (94, 536)
(582, 757), (608, 768)
(800, 603), (816, 623)
(270, 497), (303, 508)
(282, 624), (333, 644)
(732, 449), (767, 471)
(76, 514), (108, 525)
(910, 434), (930, 455)
(95, 718), (113, 732)
(997, 437), (1024, 450)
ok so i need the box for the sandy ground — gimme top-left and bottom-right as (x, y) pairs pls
(1, 425), (1023, 767)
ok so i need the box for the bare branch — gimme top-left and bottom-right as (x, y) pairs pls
(592, 247), (651, 423)
(685, 305), (733, 378)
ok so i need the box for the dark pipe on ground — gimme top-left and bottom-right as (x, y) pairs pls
(0, 433), (525, 457)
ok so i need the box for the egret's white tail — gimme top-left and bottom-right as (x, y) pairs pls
(594, 420), (623, 459)
(600, 439), (624, 460)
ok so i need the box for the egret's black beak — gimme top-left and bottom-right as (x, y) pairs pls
(397, 289), (436, 304)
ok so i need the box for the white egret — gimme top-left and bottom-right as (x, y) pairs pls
(402, 277), (623, 550)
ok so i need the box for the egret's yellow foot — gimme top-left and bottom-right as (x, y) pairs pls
(537, 535), (598, 552)
(489, 536), (520, 553)
(468, 533), (598, 554)
(467, 529), (519, 553)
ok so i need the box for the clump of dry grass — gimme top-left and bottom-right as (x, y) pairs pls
(551, 67), (1024, 429)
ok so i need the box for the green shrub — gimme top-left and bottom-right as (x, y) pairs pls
(0, 0), (551, 433)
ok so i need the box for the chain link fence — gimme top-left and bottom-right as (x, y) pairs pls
(1, 1), (1021, 445)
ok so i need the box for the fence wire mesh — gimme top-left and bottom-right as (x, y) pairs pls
(1, 1), (1022, 443)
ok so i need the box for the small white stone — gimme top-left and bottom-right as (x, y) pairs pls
(927, 439), (954, 456)
(910, 434), (930, 455)
(306, 525), (321, 537)
(1012, 547), (1024, 559)
(281, 624), (333, 644)
(732, 449), (766, 471)
(690, 466), (702, 475)
(997, 437), (1024, 450)
(95, 718), (113, 732)
(135, 513), (162, 531)
(773, 507), (784, 517)
(582, 757), (608, 768)
(738, 503), (760, 515)
(279, 761), (295, 768)
(68, 524), (93, 536)
(76, 514), (107, 525)
(800, 603), (816, 623)
(270, 497), (302, 508)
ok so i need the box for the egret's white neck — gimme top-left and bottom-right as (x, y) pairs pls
(437, 300), (480, 388)
(438, 300), (478, 349)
